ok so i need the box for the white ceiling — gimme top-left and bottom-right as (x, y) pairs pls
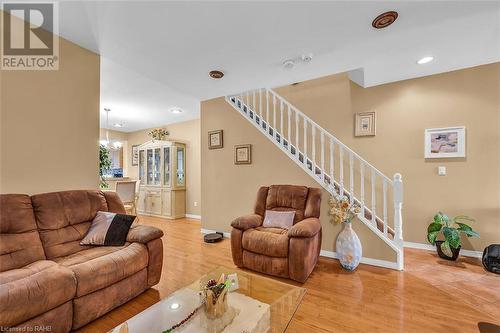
(24, 1), (500, 132)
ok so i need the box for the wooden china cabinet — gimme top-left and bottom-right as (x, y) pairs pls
(136, 140), (186, 219)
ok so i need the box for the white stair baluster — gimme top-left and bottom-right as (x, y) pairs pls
(371, 169), (376, 226)
(383, 178), (388, 237)
(330, 138), (334, 184)
(280, 99), (284, 142)
(273, 94), (277, 140)
(360, 162), (365, 217)
(339, 146), (344, 196)
(312, 125), (316, 171)
(266, 90), (269, 124)
(349, 152), (354, 204)
(287, 104), (291, 148)
(295, 112), (299, 158)
(303, 119), (307, 164)
(320, 131), (325, 182)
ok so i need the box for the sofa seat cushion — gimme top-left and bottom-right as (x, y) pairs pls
(54, 242), (148, 297)
(0, 260), (76, 327)
(242, 227), (289, 258)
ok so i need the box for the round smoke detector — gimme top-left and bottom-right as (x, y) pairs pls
(372, 11), (398, 29)
(209, 70), (224, 79)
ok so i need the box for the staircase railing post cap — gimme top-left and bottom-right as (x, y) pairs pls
(394, 173), (403, 181)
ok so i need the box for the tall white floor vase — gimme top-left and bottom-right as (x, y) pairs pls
(336, 221), (362, 271)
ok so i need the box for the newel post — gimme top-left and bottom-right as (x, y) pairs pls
(393, 173), (404, 270)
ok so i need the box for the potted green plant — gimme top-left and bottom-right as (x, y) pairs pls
(427, 212), (480, 260)
(99, 144), (112, 189)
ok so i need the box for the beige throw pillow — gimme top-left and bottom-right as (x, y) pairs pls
(262, 210), (295, 229)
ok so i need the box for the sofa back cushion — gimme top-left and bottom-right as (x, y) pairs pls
(31, 190), (109, 259)
(0, 194), (46, 272)
(265, 185), (309, 224)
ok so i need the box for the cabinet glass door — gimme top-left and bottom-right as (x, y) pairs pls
(154, 148), (161, 185)
(176, 146), (185, 187)
(139, 150), (145, 184)
(164, 147), (170, 186)
(147, 149), (153, 185)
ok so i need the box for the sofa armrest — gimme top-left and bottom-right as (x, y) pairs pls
(288, 218), (321, 238)
(231, 214), (263, 231)
(127, 225), (164, 243)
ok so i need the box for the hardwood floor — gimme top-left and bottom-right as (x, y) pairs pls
(77, 216), (500, 333)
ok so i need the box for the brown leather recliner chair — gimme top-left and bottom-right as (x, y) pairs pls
(230, 185), (322, 283)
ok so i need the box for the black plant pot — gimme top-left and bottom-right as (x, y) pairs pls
(435, 240), (461, 261)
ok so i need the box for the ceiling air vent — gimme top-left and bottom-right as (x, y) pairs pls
(372, 11), (398, 29)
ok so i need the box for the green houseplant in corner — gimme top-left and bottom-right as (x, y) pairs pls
(427, 212), (480, 260)
(99, 144), (112, 189)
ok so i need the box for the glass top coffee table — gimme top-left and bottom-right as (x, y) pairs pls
(110, 266), (305, 333)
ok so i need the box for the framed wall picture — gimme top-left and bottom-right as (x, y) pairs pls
(234, 144), (252, 164)
(355, 111), (376, 137)
(131, 144), (139, 166)
(424, 126), (466, 158)
(208, 130), (223, 149)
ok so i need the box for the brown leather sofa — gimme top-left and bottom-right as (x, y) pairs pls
(0, 190), (164, 332)
(231, 185), (322, 283)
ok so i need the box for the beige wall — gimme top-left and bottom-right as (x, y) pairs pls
(126, 119), (201, 216)
(1, 32), (100, 194)
(201, 62), (500, 259)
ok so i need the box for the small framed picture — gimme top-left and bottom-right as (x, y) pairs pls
(355, 112), (376, 137)
(234, 144), (252, 164)
(208, 130), (223, 149)
(131, 145), (139, 166)
(425, 127), (466, 159)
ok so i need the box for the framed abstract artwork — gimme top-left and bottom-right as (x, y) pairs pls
(208, 130), (223, 149)
(131, 145), (139, 166)
(355, 112), (376, 136)
(424, 127), (466, 158)
(234, 144), (252, 164)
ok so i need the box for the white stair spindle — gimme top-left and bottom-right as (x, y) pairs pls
(383, 178), (388, 237)
(259, 89), (262, 117)
(287, 104), (291, 146)
(273, 94), (277, 139)
(360, 162), (365, 216)
(329, 138), (334, 183)
(320, 132), (325, 182)
(371, 169), (376, 226)
(312, 125), (316, 169)
(266, 90), (269, 124)
(252, 90), (256, 113)
(303, 119), (307, 163)
(295, 112), (299, 158)
(349, 152), (354, 204)
(339, 146), (344, 196)
(280, 99), (284, 139)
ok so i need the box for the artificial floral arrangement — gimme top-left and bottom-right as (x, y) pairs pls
(328, 195), (361, 224)
(149, 128), (170, 141)
(427, 212), (479, 260)
(160, 273), (231, 333)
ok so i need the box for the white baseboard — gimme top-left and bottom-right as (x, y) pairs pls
(404, 241), (483, 258)
(186, 214), (201, 220)
(320, 250), (400, 270)
(201, 228), (231, 238)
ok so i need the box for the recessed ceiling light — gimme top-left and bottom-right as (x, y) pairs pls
(209, 70), (224, 79)
(169, 303), (180, 310)
(372, 11), (398, 29)
(113, 123), (123, 128)
(417, 56), (434, 65)
(170, 108), (183, 114)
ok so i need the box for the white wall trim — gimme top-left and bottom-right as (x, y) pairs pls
(320, 250), (400, 270)
(404, 241), (483, 258)
(201, 228), (231, 238)
(186, 214), (202, 220)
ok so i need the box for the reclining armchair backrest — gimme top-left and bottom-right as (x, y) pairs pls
(254, 185), (322, 224)
(31, 190), (126, 260)
(0, 194), (46, 272)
